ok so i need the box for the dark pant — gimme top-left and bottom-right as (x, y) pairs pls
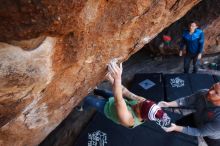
(93, 89), (114, 99)
(184, 54), (200, 73)
(175, 113), (197, 127)
(83, 89), (113, 114)
(204, 137), (220, 146)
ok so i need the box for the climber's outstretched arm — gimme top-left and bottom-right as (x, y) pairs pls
(108, 61), (134, 127)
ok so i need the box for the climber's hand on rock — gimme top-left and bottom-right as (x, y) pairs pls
(108, 60), (122, 81)
(105, 72), (114, 84)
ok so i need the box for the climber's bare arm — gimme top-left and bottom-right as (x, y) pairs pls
(122, 86), (146, 102)
(108, 61), (134, 127)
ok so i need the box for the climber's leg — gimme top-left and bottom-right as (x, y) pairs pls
(83, 95), (107, 114)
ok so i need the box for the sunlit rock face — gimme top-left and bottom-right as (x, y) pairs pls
(0, 0), (201, 145)
(146, 0), (220, 55)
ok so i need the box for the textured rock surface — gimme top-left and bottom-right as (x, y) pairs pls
(0, 0), (202, 146)
(146, 0), (220, 55)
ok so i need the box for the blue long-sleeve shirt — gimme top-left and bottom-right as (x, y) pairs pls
(180, 28), (205, 55)
(175, 89), (220, 139)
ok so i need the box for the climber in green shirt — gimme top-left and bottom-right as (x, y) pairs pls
(83, 59), (171, 128)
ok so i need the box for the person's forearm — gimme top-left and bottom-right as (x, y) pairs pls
(168, 101), (179, 107)
(198, 32), (204, 53)
(113, 78), (134, 127)
(198, 46), (204, 54)
(179, 38), (186, 51)
(175, 125), (184, 132)
(106, 74), (137, 100)
(113, 78), (123, 102)
(113, 78), (125, 118)
(181, 125), (218, 137)
(122, 86), (139, 100)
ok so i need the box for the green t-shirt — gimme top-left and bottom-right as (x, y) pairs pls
(104, 97), (143, 128)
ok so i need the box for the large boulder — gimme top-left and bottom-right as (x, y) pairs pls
(0, 0), (201, 145)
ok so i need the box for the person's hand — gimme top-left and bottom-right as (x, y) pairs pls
(197, 53), (202, 60)
(105, 72), (114, 84)
(137, 96), (146, 103)
(157, 101), (170, 108)
(108, 59), (123, 81)
(162, 123), (177, 132)
(179, 50), (183, 57)
(162, 123), (183, 132)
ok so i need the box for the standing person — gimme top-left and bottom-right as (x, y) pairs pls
(159, 34), (172, 55)
(179, 21), (205, 73)
(82, 60), (171, 128)
(158, 82), (220, 146)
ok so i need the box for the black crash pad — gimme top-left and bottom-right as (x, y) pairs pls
(74, 73), (219, 146)
(213, 75), (220, 83)
(188, 74), (215, 93)
(75, 113), (135, 146)
(129, 73), (164, 103)
(164, 74), (192, 101)
(75, 113), (198, 146)
(131, 121), (197, 146)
